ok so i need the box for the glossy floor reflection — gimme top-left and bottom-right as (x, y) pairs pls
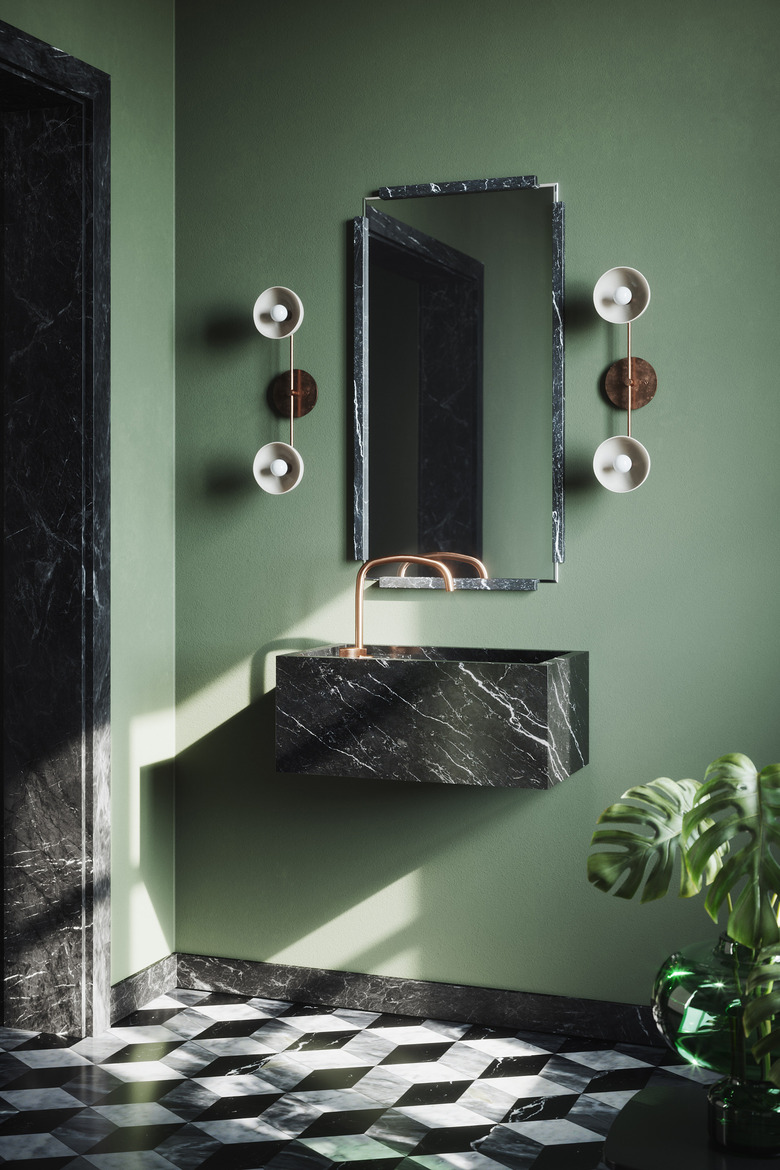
(0, 987), (717, 1168)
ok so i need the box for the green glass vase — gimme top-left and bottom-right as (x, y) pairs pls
(707, 1076), (780, 1156)
(652, 934), (780, 1155)
(653, 934), (761, 1079)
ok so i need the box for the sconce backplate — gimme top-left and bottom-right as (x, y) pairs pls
(269, 369), (318, 418)
(605, 357), (657, 410)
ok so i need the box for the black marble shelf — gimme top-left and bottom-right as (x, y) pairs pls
(378, 175), (540, 199)
(376, 575), (540, 590)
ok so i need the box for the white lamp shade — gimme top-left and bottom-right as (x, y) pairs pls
(593, 435), (651, 493)
(253, 286), (304, 338)
(253, 441), (304, 494)
(593, 267), (651, 324)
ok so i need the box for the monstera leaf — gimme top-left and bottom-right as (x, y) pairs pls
(744, 943), (780, 1088)
(588, 777), (716, 902)
(683, 755), (780, 950)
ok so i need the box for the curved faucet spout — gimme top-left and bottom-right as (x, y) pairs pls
(339, 556), (455, 659)
(396, 552), (488, 580)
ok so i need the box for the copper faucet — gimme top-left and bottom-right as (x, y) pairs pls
(339, 555), (455, 658)
(396, 552), (488, 580)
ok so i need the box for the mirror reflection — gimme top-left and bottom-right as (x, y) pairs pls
(352, 177), (564, 589)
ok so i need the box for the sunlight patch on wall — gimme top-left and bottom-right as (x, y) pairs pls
(266, 872), (420, 975)
(175, 580), (426, 752)
(128, 879), (172, 975)
(176, 655), (254, 754)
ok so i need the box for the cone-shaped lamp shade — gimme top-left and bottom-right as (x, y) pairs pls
(593, 267), (651, 324)
(253, 441), (304, 494)
(253, 287), (304, 338)
(593, 435), (651, 493)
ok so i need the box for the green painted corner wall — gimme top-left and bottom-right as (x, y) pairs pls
(0, 0), (177, 983)
(173, 0), (780, 1006)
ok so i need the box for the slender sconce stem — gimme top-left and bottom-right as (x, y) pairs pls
(289, 333), (295, 447)
(626, 320), (633, 437)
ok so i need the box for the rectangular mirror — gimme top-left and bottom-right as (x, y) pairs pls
(352, 176), (564, 589)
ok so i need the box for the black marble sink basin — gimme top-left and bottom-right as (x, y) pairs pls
(275, 646), (588, 787)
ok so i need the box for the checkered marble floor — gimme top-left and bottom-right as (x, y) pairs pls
(0, 988), (719, 1169)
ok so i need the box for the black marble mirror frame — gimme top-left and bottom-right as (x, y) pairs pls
(1, 21), (110, 1037)
(352, 176), (564, 590)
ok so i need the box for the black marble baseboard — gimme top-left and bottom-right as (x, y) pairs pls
(174, 952), (661, 1048)
(110, 954), (177, 1022)
(110, 950), (660, 1047)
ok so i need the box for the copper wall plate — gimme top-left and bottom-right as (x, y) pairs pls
(269, 368), (318, 417)
(605, 357), (657, 409)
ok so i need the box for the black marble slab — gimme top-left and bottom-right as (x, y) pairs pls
(177, 953), (660, 1048)
(276, 646), (588, 787)
(352, 215), (369, 560)
(378, 175), (539, 199)
(552, 200), (565, 565)
(1, 20), (110, 1039)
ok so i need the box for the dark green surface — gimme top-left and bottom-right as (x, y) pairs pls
(605, 1083), (779, 1168)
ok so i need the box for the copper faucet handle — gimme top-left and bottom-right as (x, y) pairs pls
(357, 555), (456, 589)
(397, 552), (488, 579)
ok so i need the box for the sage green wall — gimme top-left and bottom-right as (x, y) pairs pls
(0, 1), (176, 983)
(173, 0), (780, 1005)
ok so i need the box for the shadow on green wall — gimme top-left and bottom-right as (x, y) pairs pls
(203, 308), (256, 349)
(173, 683), (547, 965)
(113, 756), (175, 977)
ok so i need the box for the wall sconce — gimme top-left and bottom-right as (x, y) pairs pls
(252, 286), (317, 494)
(592, 267), (657, 492)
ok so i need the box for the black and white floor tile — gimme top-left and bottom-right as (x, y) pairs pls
(0, 988), (717, 1168)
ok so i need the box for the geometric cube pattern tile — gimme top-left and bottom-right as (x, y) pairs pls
(0, 988), (718, 1169)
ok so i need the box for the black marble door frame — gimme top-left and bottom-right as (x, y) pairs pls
(1, 21), (110, 1038)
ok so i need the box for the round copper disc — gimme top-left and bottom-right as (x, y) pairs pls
(605, 357), (658, 410)
(269, 369), (318, 418)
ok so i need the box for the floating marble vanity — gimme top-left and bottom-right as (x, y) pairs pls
(276, 646), (588, 787)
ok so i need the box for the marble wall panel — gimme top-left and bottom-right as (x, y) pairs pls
(1, 20), (110, 1039)
(3, 97), (86, 1036)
